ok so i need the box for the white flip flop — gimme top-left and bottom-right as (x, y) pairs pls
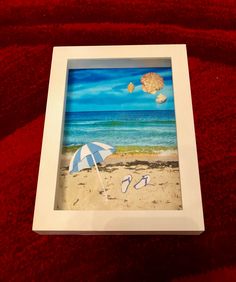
(134, 175), (150, 189)
(121, 175), (132, 193)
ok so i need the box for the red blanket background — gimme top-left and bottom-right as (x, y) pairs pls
(0, 1), (235, 281)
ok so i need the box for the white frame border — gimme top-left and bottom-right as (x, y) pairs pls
(33, 45), (204, 234)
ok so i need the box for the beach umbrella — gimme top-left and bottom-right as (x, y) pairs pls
(69, 141), (115, 198)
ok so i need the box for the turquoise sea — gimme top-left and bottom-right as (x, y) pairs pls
(63, 110), (177, 148)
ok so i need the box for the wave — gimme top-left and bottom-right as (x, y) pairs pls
(63, 132), (177, 147)
(64, 127), (176, 135)
(65, 119), (176, 127)
(63, 110), (177, 147)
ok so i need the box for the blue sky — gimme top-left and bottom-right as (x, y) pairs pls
(65, 67), (175, 112)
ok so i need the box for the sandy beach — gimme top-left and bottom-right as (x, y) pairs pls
(56, 150), (182, 210)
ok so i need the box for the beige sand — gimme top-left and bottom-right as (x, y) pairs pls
(56, 152), (182, 210)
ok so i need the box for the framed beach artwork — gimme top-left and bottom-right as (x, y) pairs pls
(33, 45), (204, 234)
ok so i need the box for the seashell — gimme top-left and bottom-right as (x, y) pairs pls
(127, 82), (135, 93)
(141, 72), (164, 94)
(156, 93), (167, 104)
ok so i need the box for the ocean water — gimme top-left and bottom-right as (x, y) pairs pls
(63, 110), (177, 147)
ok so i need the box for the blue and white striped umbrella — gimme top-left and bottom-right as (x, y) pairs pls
(69, 141), (115, 173)
(69, 142), (115, 197)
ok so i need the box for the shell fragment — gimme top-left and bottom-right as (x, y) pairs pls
(127, 82), (135, 93)
(141, 72), (164, 94)
(156, 93), (167, 104)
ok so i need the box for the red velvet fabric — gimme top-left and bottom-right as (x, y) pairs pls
(0, 1), (235, 281)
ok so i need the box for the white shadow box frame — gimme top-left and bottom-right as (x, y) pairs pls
(33, 45), (204, 234)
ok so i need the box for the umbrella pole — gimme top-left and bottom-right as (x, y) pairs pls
(91, 154), (108, 199)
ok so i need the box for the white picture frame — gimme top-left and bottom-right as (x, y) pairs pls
(33, 45), (204, 234)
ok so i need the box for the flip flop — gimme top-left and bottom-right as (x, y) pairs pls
(134, 175), (150, 189)
(121, 175), (132, 193)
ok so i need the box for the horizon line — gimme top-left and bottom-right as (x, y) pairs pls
(65, 109), (175, 114)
